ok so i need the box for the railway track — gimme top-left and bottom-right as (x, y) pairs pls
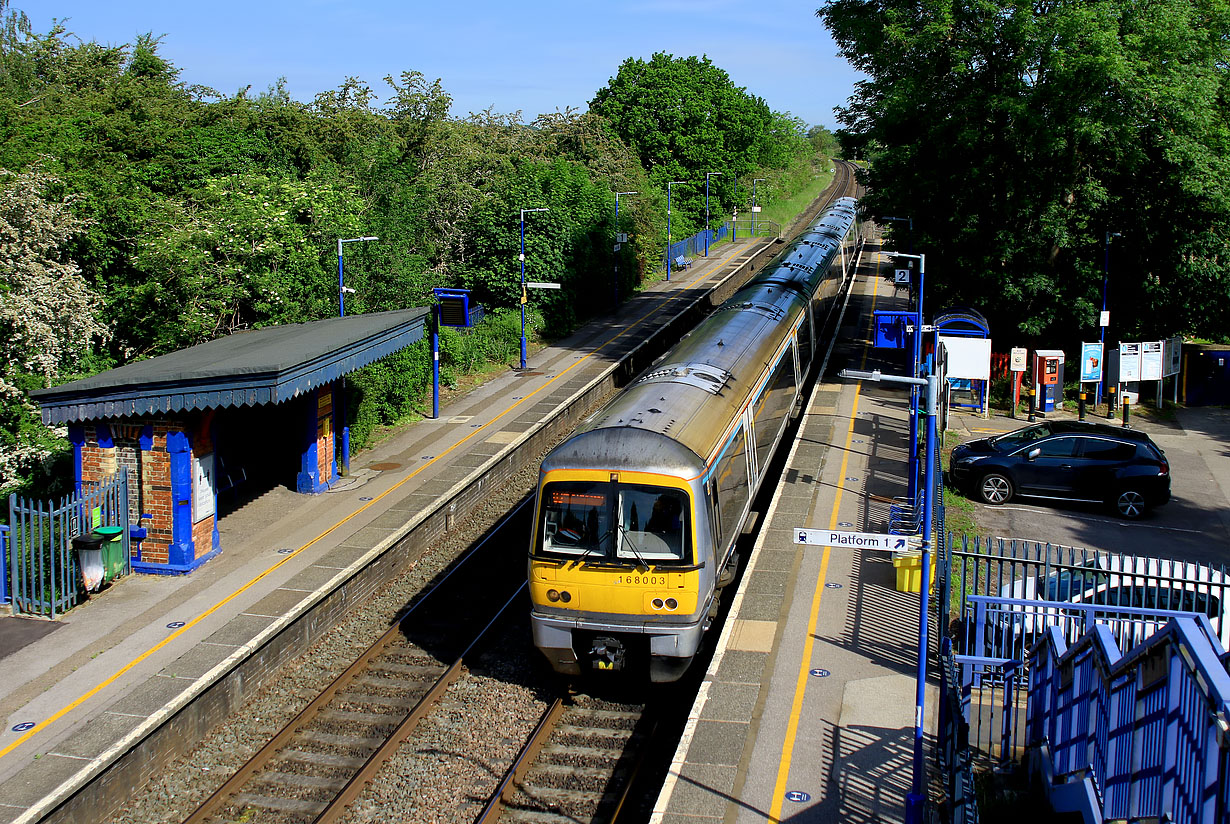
(101, 162), (863, 824)
(180, 503), (534, 824)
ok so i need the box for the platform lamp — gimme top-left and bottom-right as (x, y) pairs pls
(665, 181), (686, 281)
(880, 215), (913, 254)
(1097, 231), (1121, 408)
(752, 178), (766, 236)
(705, 172), (722, 257)
(838, 368), (937, 824)
(519, 207), (549, 370)
(336, 235), (378, 476)
(613, 191), (637, 312)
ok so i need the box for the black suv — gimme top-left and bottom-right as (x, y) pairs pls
(948, 421), (1170, 519)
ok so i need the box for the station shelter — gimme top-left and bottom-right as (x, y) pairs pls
(30, 309), (430, 576)
(932, 308), (992, 418)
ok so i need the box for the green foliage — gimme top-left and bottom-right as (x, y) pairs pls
(590, 52), (819, 237)
(818, 0), (1230, 345)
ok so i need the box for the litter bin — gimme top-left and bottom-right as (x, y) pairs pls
(892, 550), (937, 594)
(71, 531), (106, 592)
(93, 526), (125, 583)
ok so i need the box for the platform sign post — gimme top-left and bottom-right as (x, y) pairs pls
(1009, 347), (1027, 418)
(1164, 335), (1183, 405)
(836, 367), (936, 824)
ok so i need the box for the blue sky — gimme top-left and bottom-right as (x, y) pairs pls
(25, 1), (859, 130)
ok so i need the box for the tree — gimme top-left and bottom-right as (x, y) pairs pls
(0, 164), (106, 491)
(817, 0), (1230, 343)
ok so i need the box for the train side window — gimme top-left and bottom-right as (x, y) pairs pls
(714, 427), (750, 554)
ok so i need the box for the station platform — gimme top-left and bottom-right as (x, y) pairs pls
(650, 238), (935, 823)
(0, 235), (778, 824)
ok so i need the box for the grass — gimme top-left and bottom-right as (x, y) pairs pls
(757, 168), (836, 234)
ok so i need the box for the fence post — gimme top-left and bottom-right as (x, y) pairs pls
(0, 523), (8, 605)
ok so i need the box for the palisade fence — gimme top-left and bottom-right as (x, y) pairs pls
(7, 469), (130, 618)
(663, 222), (730, 270)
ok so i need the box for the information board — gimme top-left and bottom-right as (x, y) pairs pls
(1080, 342), (1103, 383)
(1164, 335), (1183, 377)
(1140, 341), (1163, 381)
(1010, 347), (1028, 372)
(1119, 342), (1142, 382)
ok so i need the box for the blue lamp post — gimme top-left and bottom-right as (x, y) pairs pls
(752, 178), (766, 236)
(614, 191), (637, 311)
(839, 367), (938, 824)
(891, 250), (926, 504)
(519, 207), (549, 370)
(1097, 231), (1121, 407)
(705, 172), (722, 257)
(336, 235), (377, 475)
(665, 181), (686, 281)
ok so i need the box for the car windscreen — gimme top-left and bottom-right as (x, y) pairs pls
(991, 423), (1053, 450)
(535, 481), (692, 565)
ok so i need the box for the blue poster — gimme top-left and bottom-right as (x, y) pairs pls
(1080, 342), (1103, 383)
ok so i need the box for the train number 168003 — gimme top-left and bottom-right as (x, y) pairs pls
(616, 575), (666, 586)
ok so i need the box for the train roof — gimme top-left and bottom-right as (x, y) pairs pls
(542, 200), (858, 478)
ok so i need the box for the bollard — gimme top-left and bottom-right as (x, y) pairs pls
(1122, 395), (1131, 427)
(1078, 391), (1086, 421)
(1106, 385), (1116, 419)
(1027, 386), (1036, 422)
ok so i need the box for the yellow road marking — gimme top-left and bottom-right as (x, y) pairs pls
(766, 265), (881, 822)
(0, 244), (751, 761)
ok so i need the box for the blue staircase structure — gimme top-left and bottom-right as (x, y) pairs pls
(1026, 615), (1230, 824)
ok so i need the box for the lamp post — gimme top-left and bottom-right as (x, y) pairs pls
(519, 208), (549, 370)
(665, 181), (686, 281)
(1097, 231), (1121, 407)
(839, 367), (937, 824)
(752, 178), (766, 236)
(881, 216), (913, 254)
(892, 251), (927, 505)
(336, 235), (378, 476)
(338, 236), (378, 317)
(705, 172), (722, 257)
(614, 191), (637, 312)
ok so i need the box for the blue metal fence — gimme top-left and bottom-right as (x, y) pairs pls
(1027, 616), (1230, 823)
(7, 469), (130, 618)
(664, 223), (730, 270)
(0, 523), (8, 604)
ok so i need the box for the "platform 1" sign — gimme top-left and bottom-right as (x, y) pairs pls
(794, 528), (909, 551)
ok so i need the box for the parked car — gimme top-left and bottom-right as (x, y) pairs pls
(989, 553), (1230, 654)
(948, 420), (1170, 519)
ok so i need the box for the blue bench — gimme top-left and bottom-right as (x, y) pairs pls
(673, 255), (693, 270)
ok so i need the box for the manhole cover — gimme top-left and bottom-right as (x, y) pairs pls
(369, 462), (401, 471)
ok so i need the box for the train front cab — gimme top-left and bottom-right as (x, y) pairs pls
(528, 469), (712, 682)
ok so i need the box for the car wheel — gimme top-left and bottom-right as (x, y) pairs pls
(979, 472), (1013, 505)
(1114, 488), (1148, 519)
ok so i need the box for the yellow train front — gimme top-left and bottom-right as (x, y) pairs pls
(529, 196), (861, 682)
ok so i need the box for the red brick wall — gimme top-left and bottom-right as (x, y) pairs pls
(317, 385), (334, 484)
(78, 417), (217, 567)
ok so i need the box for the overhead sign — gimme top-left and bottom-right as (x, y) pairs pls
(1164, 335), (1182, 377)
(1079, 342), (1103, 383)
(1140, 340), (1163, 381)
(1009, 347), (1028, 372)
(1119, 342), (1142, 382)
(525, 282), (561, 290)
(794, 528), (910, 551)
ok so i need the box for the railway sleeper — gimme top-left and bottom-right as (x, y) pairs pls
(253, 771), (350, 791)
(539, 742), (626, 767)
(505, 783), (613, 819)
(528, 762), (626, 791)
(295, 728), (387, 750)
(279, 748), (369, 769)
(229, 792), (328, 816)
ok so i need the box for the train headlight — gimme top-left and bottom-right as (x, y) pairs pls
(560, 590), (571, 603)
(652, 598), (664, 610)
(547, 589), (560, 602)
(665, 598), (678, 610)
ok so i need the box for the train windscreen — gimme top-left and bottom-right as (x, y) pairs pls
(536, 482), (692, 565)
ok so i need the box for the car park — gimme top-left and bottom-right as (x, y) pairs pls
(948, 420), (1170, 519)
(992, 552), (1230, 654)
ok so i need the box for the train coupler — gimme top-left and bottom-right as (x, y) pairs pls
(590, 637), (626, 671)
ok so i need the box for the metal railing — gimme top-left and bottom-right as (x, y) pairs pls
(7, 469), (130, 617)
(1027, 616), (1230, 823)
(663, 222), (730, 270)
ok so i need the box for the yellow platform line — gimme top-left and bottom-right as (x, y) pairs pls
(0, 243), (751, 762)
(766, 267), (882, 823)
